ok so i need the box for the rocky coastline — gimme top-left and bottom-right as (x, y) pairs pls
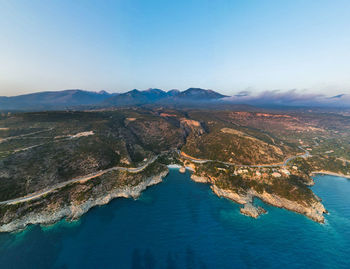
(1, 165), (338, 233)
(190, 174), (210, 183)
(0, 170), (168, 233)
(185, 155), (329, 223)
(211, 184), (326, 223)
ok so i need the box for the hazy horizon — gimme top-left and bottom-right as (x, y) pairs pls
(1, 87), (348, 100)
(1, 0), (350, 96)
(1, 86), (350, 98)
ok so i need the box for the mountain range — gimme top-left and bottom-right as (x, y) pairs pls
(0, 88), (349, 111)
(0, 88), (227, 111)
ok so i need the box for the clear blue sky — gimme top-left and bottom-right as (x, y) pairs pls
(1, 0), (350, 96)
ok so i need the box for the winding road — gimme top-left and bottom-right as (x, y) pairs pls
(180, 146), (310, 168)
(0, 155), (158, 206)
(0, 146), (311, 206)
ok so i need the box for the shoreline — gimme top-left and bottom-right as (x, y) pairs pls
(312, 171), (350, 179)
(167, 164), (194, 172)
(1, 155), (159, 206)
(0, 170), (168, 233)
(210, 183), (326, 223)
(167, 164), (182, 169)
(185, 160), (350, 223)
(189, 167), (327, 223)
(2, 167), (349, 233)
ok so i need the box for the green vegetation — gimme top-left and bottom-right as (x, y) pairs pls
(157, 151), (183, 166)
(288, 155), (350, 176)
(308, 156), (350, 175)
(194, 161), (316, 205)
(182, 111), (299, 165)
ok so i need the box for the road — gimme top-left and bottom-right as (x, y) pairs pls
(0, 128), (53, 144)
(0, 155), (158, 205)
(282, 146), (310, 166)
(1, 147), (311, 205)
(179, 146), (310, 168)
(0, 130), (95, 155)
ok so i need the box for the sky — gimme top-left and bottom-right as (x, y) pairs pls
(0, 0), (350, 96)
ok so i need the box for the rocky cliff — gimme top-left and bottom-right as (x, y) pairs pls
(189, 161), (327, 223)
(211, 183), (326, 223)
(0, 165), (168, 233)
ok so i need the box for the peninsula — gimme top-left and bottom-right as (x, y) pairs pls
(0, 98), (350, 232)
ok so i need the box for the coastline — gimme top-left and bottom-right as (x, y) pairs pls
(0, 170), (168, 233)
(167, 164), (195, 172)
(189, 167), (327, 223)
(312, 171), (350, 179)
(210, 183), (326, 223)
(167, 164), (182, 169)
(2, 167), (348, 233)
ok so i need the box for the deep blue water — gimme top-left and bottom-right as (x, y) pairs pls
(0, 169), (349, 269)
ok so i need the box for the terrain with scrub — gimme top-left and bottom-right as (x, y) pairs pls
(0, 108), (349, 232)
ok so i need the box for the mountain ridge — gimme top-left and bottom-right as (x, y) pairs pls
(0, 89), (115, 111)
(0, 88), (227, 111)
(1, 88), (349, 111)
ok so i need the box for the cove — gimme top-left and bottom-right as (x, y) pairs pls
(0, 169), (349, 269)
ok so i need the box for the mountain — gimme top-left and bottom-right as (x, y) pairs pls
(3, 88), (348, 112)
(103, 88), (168, 106)
(167, 89), (181, 96)
(103, 88), (227, 107)
(0, 88), (227, 111)
(173, 88), (227, 100)
(0, 89), (114, 111)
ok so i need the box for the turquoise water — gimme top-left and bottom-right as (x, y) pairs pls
(0, 169), (349, 268)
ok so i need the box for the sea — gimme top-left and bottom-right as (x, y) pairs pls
(0, 169), (349, 269)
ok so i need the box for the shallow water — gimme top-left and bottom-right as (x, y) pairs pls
(0, 169), (349, 268)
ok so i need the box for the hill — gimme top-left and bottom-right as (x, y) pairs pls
(0, 90), (114, 111)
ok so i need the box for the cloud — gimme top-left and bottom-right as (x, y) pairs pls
(234, 90), (251, 97)
(224, 89), (350, 107)
(329, 94), (345, 99)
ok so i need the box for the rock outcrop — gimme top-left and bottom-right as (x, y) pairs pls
(240, 203), (267, 218)
(253, 190), (326, 223)
(191, 174), (210, 183)
(211, 185), (252, 204)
